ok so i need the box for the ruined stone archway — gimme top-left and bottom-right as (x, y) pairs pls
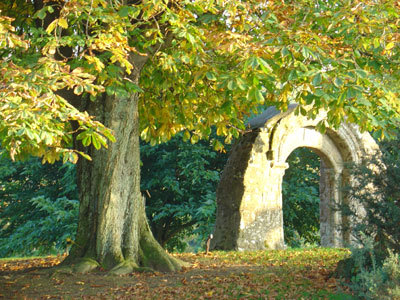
(211, 105), (379, 250)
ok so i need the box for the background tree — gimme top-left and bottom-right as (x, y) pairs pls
(141, 133), (228, 252)
(336, 131), (400, 298)
(0, 135), (227, 256)
(0, 155), (78, 257)
(0, 0), (399, 273)
(0, 138), (324, 256)
(283, 148), (320, 247)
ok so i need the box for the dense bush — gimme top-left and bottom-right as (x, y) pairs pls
(0, 137), (324, 256)
(141, 134), (228, 252)
(0, 156), (78, 257)
(342, 234), (400, 300)
(283, 148), (320, 247)
(0, 196), (79, 256)
(337, 132), (400, 298)
(0, 135), (229, 255)
(344, 136), (400, 255)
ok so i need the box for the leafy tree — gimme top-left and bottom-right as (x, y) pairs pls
(0, 134), (226, 256)
(0, 155), (78, 256)
(0, 0), (399, 274)
(336, 132), (400, 298)
(343, 133), (400, 257)
(283, 148), (320, 247)
(141, 133), (228, 252)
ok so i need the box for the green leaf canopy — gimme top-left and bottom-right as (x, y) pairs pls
(0, 0), (399, 161)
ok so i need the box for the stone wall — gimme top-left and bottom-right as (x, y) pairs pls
(211, 106), (379, 251)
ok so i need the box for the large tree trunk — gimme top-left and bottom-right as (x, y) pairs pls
(63, 67), (184, 274)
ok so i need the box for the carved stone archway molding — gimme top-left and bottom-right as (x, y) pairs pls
(211, 105), (379, 250)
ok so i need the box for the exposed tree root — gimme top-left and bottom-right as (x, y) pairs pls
(52, 257), (100, 275)
(109, 259), (139, 275)
(56, 248), (188, 275)
(137, 218), (189, 272)
(57, 200), (189, 275)
(72, 258), (100, 273)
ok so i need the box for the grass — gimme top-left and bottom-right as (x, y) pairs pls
(0, 247), (355, 299)
(0, 255), (55, 261)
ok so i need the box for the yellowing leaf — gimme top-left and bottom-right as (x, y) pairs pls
(373, 38), (380, 49)
(190, 134), (199, 144)
(74, 85), (84, 95)
(85, 55), (105, 72)
(385, 42), (395, 50)
(46, 20), (58, 34)
(48, 46), (56, 55)
(205, 291), (214, 297)
(206, 72), (217, 81)
(58, 18), (68, 29)
(92, 134), (101, 150)
(183, 130), (191, 141)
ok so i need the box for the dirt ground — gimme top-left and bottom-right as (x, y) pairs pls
(0, 256), (258, 299)
(0, 251), (351, 300)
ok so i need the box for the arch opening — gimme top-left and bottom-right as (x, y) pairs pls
(211, 106), (379, 251)
(282, 147), (321, 248)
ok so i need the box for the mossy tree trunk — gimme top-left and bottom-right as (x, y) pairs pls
(63, 65), (183, 274)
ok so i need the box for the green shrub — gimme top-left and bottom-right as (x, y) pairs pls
(141, 133), (228, 252)
(283, 148), (320, 247)
(0, 196), (78, 256)
(0, 137), (325, 255)
(343, 234), (400, 300)
(343, 133), (400, 257)
(0, 156), (78, 257)
(337, 132), (400, 298)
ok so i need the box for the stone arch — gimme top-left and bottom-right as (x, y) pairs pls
(211, 105), (379, 250)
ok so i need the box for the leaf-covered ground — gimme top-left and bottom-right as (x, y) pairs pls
(0, 248), (354, 299)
